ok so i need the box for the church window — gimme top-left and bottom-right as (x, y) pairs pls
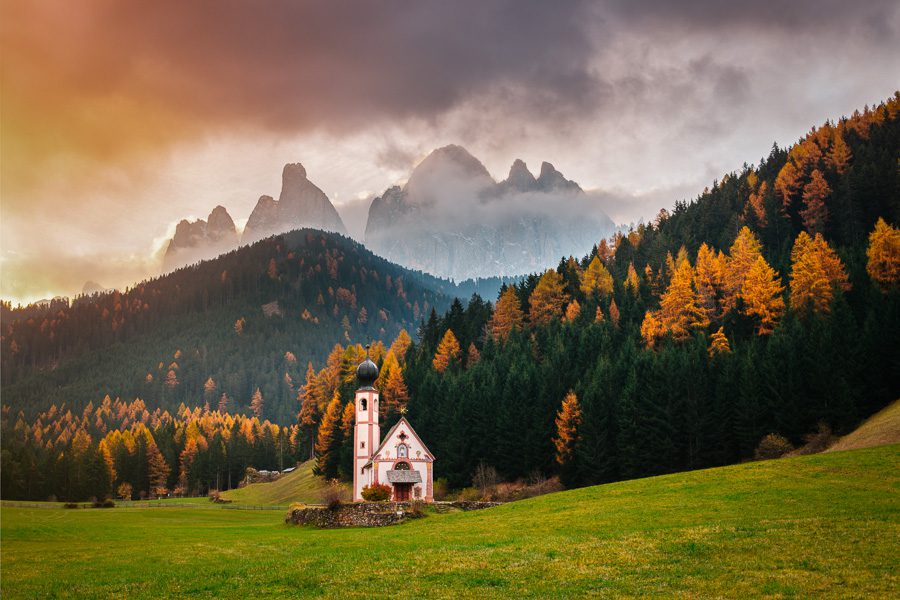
(360, 398), (367, 411)
(397, 444), (408, 458)
(394, 461), (411, 470)
(360, 441), (365, 449)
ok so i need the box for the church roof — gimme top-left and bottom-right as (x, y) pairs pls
(385, 470), (422, 484)
(363, 417), (434, 469)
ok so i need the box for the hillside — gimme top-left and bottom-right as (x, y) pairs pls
(2, 444), (897, 598)
(827, 398), (900, 452)
(219, 460), (339, 505)
(0, 230), (508, 422)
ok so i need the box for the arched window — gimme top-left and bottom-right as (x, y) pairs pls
(360, 398), (367, 411)
(397, 444), (408, 458)
(394, 461), (411, 470)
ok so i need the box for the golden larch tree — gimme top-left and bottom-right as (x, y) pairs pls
(866, 217), (900, 291)
(800, 169), (831, 234)
(775, 161), (802, 209)
(624, 263), (640, 297)
(466, 342), (481, 368)
(489, 286), (524, 341)
(250, 388), (264, 418)
(659, 260), (709, 340)
(553, 391), (582, 466)
(609, 299), (620, 328)
(826, 132), (852, 174)
(724, 226), (763, 313)
(433, 329), (461, 373)
(741, 256), (785, 335)
(564, 299), (581, 322)
(580, 256), (614, 297)
(694, 243), (725, 322)
(790, 231), (850, 314)
(708, 327), (731, 357)
(528, 270), (569, 326)
(747, 181), (768, 226)
(381, 360), (410, 417)
(640, 310), (665, 348)
(390, 329), (412, 363)
(314, 392), (343, 474)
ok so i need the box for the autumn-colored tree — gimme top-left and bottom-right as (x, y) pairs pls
(553, 391), (582, 467)
(381, 358), (410, 417)
(314, 392), (343, 478)
(609, 299), (620, 328)
(747, 180), (768, 226)
(580, 256), (614, 297)
(790, 231), (850, 314)
(708, 327), (731, 357)
(800, 169), (831, 234)
(217, 393), (229, 413)
(489, 286), (524, 341)
(640, 311), (665, 348)
(564, 299), (581, 322)
(147, 440), (170, 497)
(234, 318), (245, 335)
(775, 161), (802, 208)
(390, 329), (412, 363)
(624, 263), (640, 297)
(164, 369), (179, 388)
(866, 217), (900, 291)
(724, 227), (763, 313)
(826, 132), (851, 174)
(529, 270), (569, 326)
(117, 482), (133, 500)
(250, 388), (264, 418)
(741, 256), (785, 335)
(433, 329), (461, 373)
(466, 342), (481, 368)
(659, 260), (709, 340)
(267, 258), (279, 280)
(594, 305), (604, 322)
(694, 243), (726, 322)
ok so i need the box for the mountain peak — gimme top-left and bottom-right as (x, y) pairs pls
(405, 144), (493, 199)
(501, 159), (537, 193)
(282, 162), (308, 182)
(537, 161), (582, 193)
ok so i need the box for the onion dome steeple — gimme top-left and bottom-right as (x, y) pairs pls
(356, 344), (379, 390)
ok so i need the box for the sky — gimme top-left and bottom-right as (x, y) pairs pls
(2, 0), (898, 304)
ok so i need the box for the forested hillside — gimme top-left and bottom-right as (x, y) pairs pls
(310, 94), (900, 489)
(0, 230), (507, 423)
(2, 94), (898, 502)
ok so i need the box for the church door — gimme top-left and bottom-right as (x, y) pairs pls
(394, 483), (412, 501)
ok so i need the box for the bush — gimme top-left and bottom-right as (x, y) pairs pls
(361, 482), (392, 502)
(92, 498), (115, 508)
(472, 463), (499, 499)
(117, 482), (133, 501)
(433, 478), (449, 501)
(320, 479), (348, 510)
(794, 422), (837, 456)
(755, 433), (794, 460)
(456, 487), (482, 502)
(63, 502), (79, 509)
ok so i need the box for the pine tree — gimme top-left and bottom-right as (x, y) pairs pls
(741, 256), (784, 335)
(147, 440), (170, 497)
(866, 217), (900, 291)
(708, 327), (731, 357)
(250, 388), (264, 418)
(466, 343), (481, 368)
(826, 131), (851, 174)
(640, 311), (664, 348)
(390, 329), (412, 363)
(529, 270), (569, 325)
(609, 300), (620, 328)
(382, 360), (410, 416)
(580, 256), (614, 297)
(659, 260), (709, 340)
(694, 243), (725, 322)
(432, 329), (461, 374)
(489, 286), (524, 341)
(800, 169), (831, 234)
(217, 393), (229, 413)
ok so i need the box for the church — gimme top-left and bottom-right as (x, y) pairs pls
(353, 348), (435, 502)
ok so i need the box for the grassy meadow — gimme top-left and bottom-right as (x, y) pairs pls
(2, 444), (898, 599)
(219, 459), (340, 506)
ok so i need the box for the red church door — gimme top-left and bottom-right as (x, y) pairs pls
(394, 483), (411, 501)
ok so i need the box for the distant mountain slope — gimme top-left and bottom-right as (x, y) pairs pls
(365, 145), (615, 280)
(0, 229), (483, 422)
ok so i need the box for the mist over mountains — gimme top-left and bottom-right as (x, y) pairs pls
(161, 146), (615, 280)
(365, 145), (615, 280)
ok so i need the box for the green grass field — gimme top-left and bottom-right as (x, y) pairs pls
(2, 445), (898, 599)
(219, 459), (339, 506)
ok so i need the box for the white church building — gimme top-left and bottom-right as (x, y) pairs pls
(353, 349), (435, 502)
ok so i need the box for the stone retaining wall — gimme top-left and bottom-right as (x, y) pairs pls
(286, 501), (500, 528)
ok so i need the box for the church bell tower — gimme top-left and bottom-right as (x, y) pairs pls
(353, 345), (380, 501)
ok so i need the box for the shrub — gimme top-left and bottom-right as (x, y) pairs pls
(472, 463), (499, 500)
(755, 433), (794, 460)
(320, 479), (348, 510)
(93, 498), (115, 508)
(795, 422), (837, 455)
(433, 478), (449, 501)
(117, 483), (133, 501)
(63, 502), (79, 509)
(361, 482), (392, 502)
(456, 487), (482, 502)
(208, 490), (221, 502)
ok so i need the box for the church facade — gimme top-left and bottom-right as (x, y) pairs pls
(353, 350), (435, 502)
